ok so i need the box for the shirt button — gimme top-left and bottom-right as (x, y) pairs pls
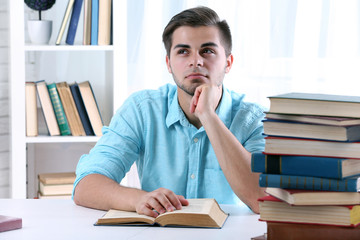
(190, 174), (196, 179)
(193, 138), (198, 143)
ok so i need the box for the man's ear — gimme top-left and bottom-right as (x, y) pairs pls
(166, 55), (172, 73)
(225, 54), (234, 73)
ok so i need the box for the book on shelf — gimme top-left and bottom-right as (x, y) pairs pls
(265, 113), (360, 127)
(66, 0), (84, 45)
(69, 83), (95, 135)
(56, 82), (86, 136)
(25, 82), (38, 136)
(264, 136), (360, 159)
(47, 83), (71, 136)
(251, 152), (360, 179)
(91, 0), (99, 45)
(0, 215), (22, 233)
(263, 119), (360, 141)
(259, 173), (360, 192)
(258, 195), (360, 227)
(37, 192), (72, 199)
(265, 187), (360, 206)
(38, 172), (75, 196)
(35, 80), (60, 136)
(78, 81), (103, 136)
(56, 0), (76, 45)
(266, 221), (360, 240)
(268, 92), (360, 118)
(98, 0), (112, 45)
(96, 198), (228, 228)
(83, 0), (92, 45)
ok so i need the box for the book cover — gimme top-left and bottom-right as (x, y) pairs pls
(39, 182), (74, 196)
(265, 187), (360, 206)
(83, 0), (92, 45)
(70, 83), (95, 136)
(251, 152), (360, 179)
(35, 80), (60, 136)
(38, 172), (76, 185)
(268, 92), (360, 118)
(78, 81), (103, 136)
(263, 119), (360, 141)
(259, 173), (360, 192)
(264, 136), (360, 159)
(96, 199), (228, 228)
(259, 195), (360, 227)
(66, 0), (84, 45)
(0, 215), (22, 232)
(25, 82), (38, 137)
(55, 0), (76, 45)
(56, 82), (86, 136)
(98, 0), (111, 45)
(267, 222), (360, 240)
(91, 0), (99, 45)
(47, 83), (71, 136)
(265, 113), (360, 127)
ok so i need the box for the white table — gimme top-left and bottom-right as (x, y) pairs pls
(0, 199), (266, 240)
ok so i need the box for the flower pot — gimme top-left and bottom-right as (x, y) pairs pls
(27, 20), (52, 44)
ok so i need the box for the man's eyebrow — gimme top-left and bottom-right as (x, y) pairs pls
(201, 42), (218, 48)
(173, 44), (190, 49)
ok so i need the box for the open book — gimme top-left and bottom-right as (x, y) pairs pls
(95, 198), (228, 228)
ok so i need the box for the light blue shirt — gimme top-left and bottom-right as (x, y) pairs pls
(74, 84), (265, 204)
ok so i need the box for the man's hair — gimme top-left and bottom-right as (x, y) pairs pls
(162, 6), (232, 57)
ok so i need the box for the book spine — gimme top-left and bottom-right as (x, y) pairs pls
(55, 0), (75, 45)
(69, 84), (95, 136)
(83, 0), (92, 45)
(91, 0), (99, 45)
(98, 0), (111, 45)
(66, 0), (84, 45)
(251, 152), (344, 179)
(47, 83), (71, 136)
(259, 173), (358, 192)
(25, 82), (38, 136)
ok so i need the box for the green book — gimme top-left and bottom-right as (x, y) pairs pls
(47, 83), (71, 136)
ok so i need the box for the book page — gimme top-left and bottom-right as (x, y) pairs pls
(101, 209), (155, 222)
(160, 199), (213, 216)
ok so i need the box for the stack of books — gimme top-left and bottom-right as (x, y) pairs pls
(252, 92), (360, 240)
(38, 172), (76, 199)
(25, 80), (103, 137)
(55, 0), (112, 46)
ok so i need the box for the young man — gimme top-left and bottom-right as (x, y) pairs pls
(73, 6), (266, 217)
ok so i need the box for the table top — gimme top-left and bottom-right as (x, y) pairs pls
(0, 199), (266, 240)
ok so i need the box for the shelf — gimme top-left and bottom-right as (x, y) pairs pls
(26, 136), (101, 143)
(24, 44), (114, 52)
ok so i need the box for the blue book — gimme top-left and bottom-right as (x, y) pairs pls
(91, 0), (99, 45)
(66, 0), (84, 45)
(251, 152), (360, 179)
(259, 173), (360, 192)
(70, 83), (95, 136)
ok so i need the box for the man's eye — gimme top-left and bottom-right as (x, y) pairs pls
(202, 49), (215, 54)
(178, 49), (188, 54)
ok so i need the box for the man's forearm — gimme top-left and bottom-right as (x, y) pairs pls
(199, 111), (266, 213)
(73, 173), (145, 211)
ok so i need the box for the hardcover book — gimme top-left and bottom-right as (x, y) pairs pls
(96, 199), (228, 228)
(98, 0), (112, 45)
(264, 136), (360, 159)
(83, 0), (92, 45)
(265, 113), (360, 127)
(251, 152), (360, 179)
(35, 80), (60, 136)
(268, 92), (360, 118)
(259, 173), (360, 192)
(56, 82), (86, 136)
(66, 0), (84, 45)
(265, 187), (360, 206)
(47, 83), (71, 136)
(258, 195), (360, 227)
(267, 222), (360, 240)
(263, 119), (360, 141)
(25, 82), (38, 136)
(0, 215), (22, 232)
(91, 0), (99, 45)
(56, 0), (75, 45)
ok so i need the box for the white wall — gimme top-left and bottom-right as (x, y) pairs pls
(0, 0), (9, 197)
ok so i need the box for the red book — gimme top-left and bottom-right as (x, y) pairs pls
(258, 195), (360, 227)
(0, 215), (22, 232)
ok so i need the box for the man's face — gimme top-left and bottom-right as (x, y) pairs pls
(166, 26), (233, 96)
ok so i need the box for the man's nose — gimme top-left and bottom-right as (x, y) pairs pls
(189, 53), (203, 67)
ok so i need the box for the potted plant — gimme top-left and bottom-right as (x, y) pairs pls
(25, 0), (56, 44)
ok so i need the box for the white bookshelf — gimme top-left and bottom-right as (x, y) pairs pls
(9, 1), (128, 198)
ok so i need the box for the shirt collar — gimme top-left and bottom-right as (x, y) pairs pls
(166, 86), (233, 129)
